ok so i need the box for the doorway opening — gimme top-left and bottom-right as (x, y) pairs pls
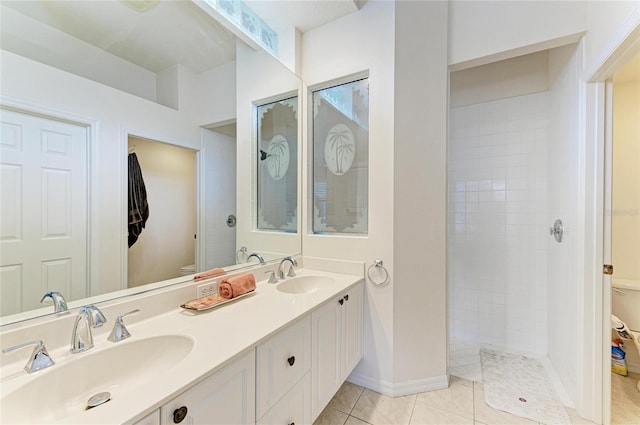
(126, 136), (196, 288)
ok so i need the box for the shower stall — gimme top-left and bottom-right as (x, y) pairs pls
(447, 42), (583, 407)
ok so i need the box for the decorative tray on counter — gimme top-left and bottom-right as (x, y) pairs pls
(180, 290), (255, 311)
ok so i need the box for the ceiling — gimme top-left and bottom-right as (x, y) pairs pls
(1, 0), (360, 75)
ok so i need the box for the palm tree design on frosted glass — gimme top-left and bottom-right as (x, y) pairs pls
(266, 135), (289, 180)
(325, 123), (355, 175)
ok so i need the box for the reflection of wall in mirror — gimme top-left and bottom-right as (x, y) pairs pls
(0, 49), (235, 316)
(236, 44), (302, 258)
(203, 128), (237, 270)
(127, 137), (196, 288)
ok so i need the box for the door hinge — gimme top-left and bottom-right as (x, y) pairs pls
(603, 264), (614, 275)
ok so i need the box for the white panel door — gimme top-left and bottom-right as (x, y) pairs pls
(311, 296), (342, 421)
(0, 109), (88, 315)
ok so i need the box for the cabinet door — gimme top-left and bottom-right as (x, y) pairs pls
(257, 373), (311, 425)
(132, 410), (160, 425)
(256, 315), (311, 418)
(311, 296), (343, 421)
(343, 282), (364, 377)
(160, 350), (255, 425)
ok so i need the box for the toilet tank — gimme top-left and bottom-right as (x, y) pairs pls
(612, 278), (640, 331)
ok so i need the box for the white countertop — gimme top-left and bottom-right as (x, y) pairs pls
(0, 268), (363, 424)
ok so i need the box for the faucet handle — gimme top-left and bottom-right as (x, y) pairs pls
(264, 270), (278, 284)
(107, 309), (140, 343)
(287, 266), (297, 278)
(40, 291), (68, 313)
(2, 340), (55, 373)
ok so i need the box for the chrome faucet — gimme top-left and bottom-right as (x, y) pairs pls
(2, 340), (55, 373)
(70, 305), (106, 354)
(40, 290), (68, 313)
(247, 252), (265, 264)
(277, 257), (297, 280)
(108, 309), (140, 343)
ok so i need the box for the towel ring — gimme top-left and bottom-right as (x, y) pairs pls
(367, 259), (389, 286)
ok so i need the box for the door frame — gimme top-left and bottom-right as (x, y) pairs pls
(0, 95), (100, 298)
(581, 21), (640, 424)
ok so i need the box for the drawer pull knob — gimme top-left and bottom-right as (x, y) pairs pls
(344, 294), (349, 301)
(287, 355), (295, 366)
(338, 298), (344, 305)
(288, 422), (295, 425)
(173, 406), (188, 423)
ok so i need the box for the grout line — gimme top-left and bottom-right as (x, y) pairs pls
(407, 395), (417, 425)
(349, 387), (365, 415)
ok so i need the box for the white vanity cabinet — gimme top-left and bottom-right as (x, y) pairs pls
(256, 315), (311, 422)
(311, 282), (364, 420)
(159, 350), (255, 425)
(132, 410), (160, 425)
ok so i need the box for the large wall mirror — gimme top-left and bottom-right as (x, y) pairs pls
(0, 0), (301, 325)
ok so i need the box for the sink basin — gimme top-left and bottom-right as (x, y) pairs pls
(1, 335), (194, 424)
(277, 275), (334, 294)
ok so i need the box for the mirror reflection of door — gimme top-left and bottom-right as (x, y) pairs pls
(0, 109), (88, 315)
(127, 136), (195, 288)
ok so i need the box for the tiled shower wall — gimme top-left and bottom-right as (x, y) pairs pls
(448, 92), (549, 354)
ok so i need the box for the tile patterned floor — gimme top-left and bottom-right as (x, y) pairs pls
(611, 372), (640, 425)
(313, 378), (603, 425)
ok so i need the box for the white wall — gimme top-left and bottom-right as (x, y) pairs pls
(197, 61), (237, 126)
(301, 0), (396, 391)
(127, 137), (196, 287)
(450, 51), (549, 108)
(448, 91), (550, 354)
(448, 0), (586, 68)
(585, 1), (640, 78)
(393, 0), (449, 391)
(612, 79), (640, 280)
(203, 129), (237, 269)
(546, 43), (583, 405)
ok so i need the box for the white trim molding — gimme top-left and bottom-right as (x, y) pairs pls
(348, 371), (449, 397)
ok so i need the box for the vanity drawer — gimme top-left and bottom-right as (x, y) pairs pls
(257, 372), (310, 425)
(256, 315), (311, 418)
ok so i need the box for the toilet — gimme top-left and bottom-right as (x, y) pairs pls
(180, 264), (195, 276)
(612, 277), (640, 391)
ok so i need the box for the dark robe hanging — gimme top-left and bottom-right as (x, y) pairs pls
(128, 152), (149, 247)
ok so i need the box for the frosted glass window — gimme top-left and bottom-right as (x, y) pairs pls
(312, 78), (369, 234)
(257, 97), (298, 232)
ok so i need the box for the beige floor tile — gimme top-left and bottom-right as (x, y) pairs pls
(450, 375), (474, 388)
(611, 372), (640, 425)
(329, 381), (365, 414)
(564, 407), (598, 425)
(415, 378), (474, 419)
(473, 388), (538, 425)
(351, 389), (417, 425)
(345, 416), (372, 425)
(611, 373), (640, 423)
(410, 403), (474, 425)
(314, 406), (349, 425)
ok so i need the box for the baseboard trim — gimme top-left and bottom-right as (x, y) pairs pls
(347, 372), (449, 397)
